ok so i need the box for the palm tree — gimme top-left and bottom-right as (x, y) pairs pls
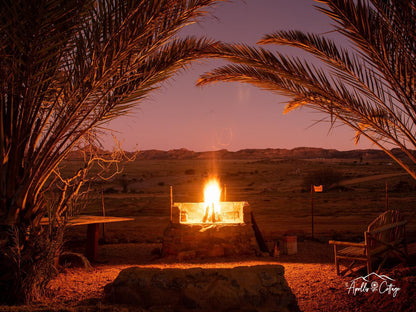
(0, 0), (220, 303)
(198, 0), (416, 180)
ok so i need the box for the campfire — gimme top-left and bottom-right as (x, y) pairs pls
(175, 178), (244, 224)
(202, 179), (222, 222)
(163, 179), (257, 258)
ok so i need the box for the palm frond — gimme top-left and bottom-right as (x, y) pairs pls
(1, 0), (221, 226)
(199, 0), (416, 180)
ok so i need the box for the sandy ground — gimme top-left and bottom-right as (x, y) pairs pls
(4, 241), (411, 312)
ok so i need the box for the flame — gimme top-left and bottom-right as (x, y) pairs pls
(203, 179), (222, 222)
(204, 179), (221, 209)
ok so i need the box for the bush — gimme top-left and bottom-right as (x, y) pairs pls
(119, 174), (129, 193)
(0, 225), (63, 303)
(184, 169), (195, 175)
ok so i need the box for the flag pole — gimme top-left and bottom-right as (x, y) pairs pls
(170, 185), (173, 222)
(311, 185), (314, 239)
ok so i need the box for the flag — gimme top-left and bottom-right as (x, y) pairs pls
(313, 185), (323, 192)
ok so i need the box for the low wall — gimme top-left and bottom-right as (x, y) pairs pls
(104, 265), (300, 312)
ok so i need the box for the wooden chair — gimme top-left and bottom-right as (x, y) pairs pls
(329, 210), (408, 275)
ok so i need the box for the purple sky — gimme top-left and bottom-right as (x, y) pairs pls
(105, 0), (377, 152)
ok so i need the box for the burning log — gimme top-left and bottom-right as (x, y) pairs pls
(202, 204), (209, 223)
(203, 203), (223, 223)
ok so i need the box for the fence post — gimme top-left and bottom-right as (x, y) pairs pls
(311, 185), (314, 239)
(170, 185), (173, 222)
(101, 186), (106, 239)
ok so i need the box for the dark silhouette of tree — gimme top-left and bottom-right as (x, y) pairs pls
(198, 0), (416, 180)
(0, 0), (220, 303)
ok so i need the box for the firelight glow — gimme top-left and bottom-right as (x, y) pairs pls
(204, 179), (222, 216)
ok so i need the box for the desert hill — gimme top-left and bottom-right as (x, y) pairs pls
(119, 147), (408, 160)
(66, 146), (411, 160)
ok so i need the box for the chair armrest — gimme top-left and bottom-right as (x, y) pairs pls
(329, 240), (366, 248)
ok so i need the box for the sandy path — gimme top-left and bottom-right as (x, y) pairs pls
(338, 172), (406, 186)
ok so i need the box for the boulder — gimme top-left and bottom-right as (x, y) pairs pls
(104, 265), (300, 312)
(177, 250), (196, 261)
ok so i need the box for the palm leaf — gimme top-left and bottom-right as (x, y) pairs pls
(1, 0), (222, 227)
(198, 0), (416, 180)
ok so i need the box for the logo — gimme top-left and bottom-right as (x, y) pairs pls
(345, 272), (400, 297)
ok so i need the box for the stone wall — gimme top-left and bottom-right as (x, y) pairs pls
(162, 223), (259, 258)
(104, 265), (300, 312)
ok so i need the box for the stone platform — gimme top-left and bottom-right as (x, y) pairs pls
(104, 265), (300, 312)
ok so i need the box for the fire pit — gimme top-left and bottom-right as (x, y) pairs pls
(162, 179), (259, 258)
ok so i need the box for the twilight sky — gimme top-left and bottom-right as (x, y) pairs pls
(105, 0), (377, 152)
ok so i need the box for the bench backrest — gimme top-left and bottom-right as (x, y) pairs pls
(365, 210), (406, 251)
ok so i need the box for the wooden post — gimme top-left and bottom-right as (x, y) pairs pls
(224, 184), (227, 201)
(101, 186), (106, 239)
(251, 211), (268, 253)
(311, 185), (314, 239)
(170, 185), (173, 222)
(86, 223), (99, 262)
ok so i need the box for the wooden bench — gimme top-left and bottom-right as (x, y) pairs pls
(329, 210), (408, 275)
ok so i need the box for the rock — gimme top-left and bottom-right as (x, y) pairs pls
(104, 265), (300, 312)
(207, 244), (225, 257)
(260, 251), (271, 257)
(59, 251), (92, 270)
(177, 250), (196, 261)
